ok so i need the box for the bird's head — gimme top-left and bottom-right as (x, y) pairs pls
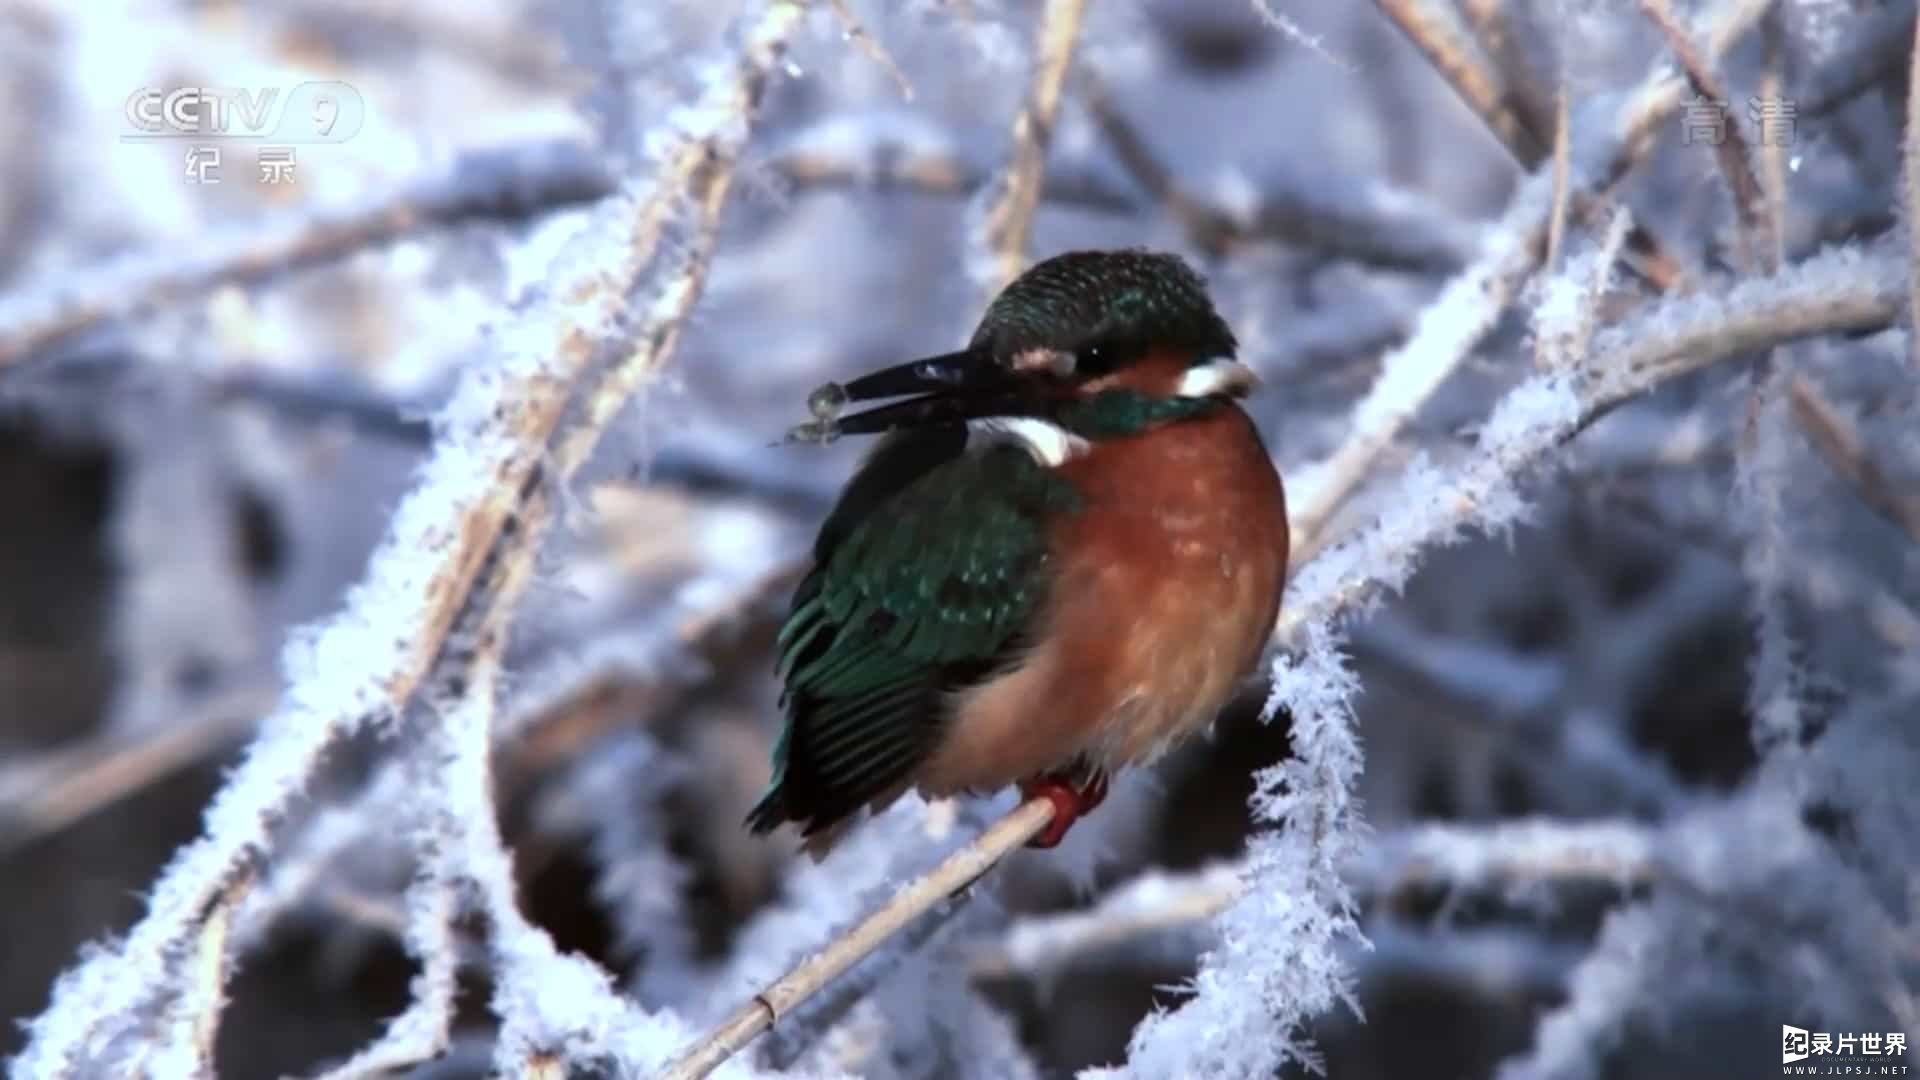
(791, 249), (1256, 449)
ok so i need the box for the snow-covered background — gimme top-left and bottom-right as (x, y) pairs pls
(1, 0), (1917, 1077)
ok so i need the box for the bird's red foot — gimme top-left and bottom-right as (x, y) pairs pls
(1018, 771), (1110, 849)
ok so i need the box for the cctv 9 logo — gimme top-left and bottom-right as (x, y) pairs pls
(122, 81), (365, 143)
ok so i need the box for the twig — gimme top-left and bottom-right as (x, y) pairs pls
(1756, 8), (1787, 273)
(977, 0), (1090, 289)
(766, 115), (1138, 213)
(323, 126), (757, 1070)
(1567, 253), (1899, 422)
(1079, 67), (1237, 257)
(1350, 818), (1663, 902)
(0, 140), (614, 368)
(0, 684), (277, 858)
(307, 874), (462, 1079)
(1637, 0), (1775, 271)
(11, 5), (803, 1073)
(1788, 374), (1920, 545)
(768, 115), (1475, 273)
(1566, 205), (1628, 368)
(1241, 179), (1479, 276)
(1544, 82), (1571, 271)
(970, 861), (1242, 978)
(1372, 0), (1544, 162)
(1078, 66), (1474, 273)
(1799, 555), (1920, 655)
(1248, 2), (1354, 73)
(656, 797), (1057, 1080)
(1458, 0), (1559, 149)
(188, 885), (239, 1064)
(756, 891), (982, 1069)
(154, 871), (250, 1076)
(1286, 168), (1553, 567)
(1284, 5), (1800, 571)
(1279, 248), (1906, 641)
(1371, 0), (1712, 292)
(826, 0), (915, 100)
(971, 819), (1662, 979)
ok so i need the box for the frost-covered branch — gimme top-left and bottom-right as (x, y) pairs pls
(0, 140), (612, 369)
(1348, 818), (1661, 902)
(1077, 66), (1239, 258)
(1079, 67), (1473, 272)
(12, 4), (803, 1073)
(1457, 0), (1558, 152)
(1281, 15), (1756, 566)
(657, 798), (1056, 1080)
(1285, 168), (1551, 565)
(824, 0), (914, 102)
(970, 862), (1242, 979)
(972, 819), (1661, 979)
(1372, 0), (1769, 291)
(1282, 246), (1904, 641)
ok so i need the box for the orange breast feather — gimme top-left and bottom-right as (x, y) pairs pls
(917, 404), (1288, 796)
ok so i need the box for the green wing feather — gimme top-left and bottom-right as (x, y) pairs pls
(747, 433), (1082, 838)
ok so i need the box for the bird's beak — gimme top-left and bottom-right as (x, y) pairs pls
(787, 346), (1034, 442)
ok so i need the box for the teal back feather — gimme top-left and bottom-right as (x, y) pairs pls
(748, 433), (1082, 837)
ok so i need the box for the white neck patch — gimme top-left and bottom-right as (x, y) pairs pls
(1175, 357), (1258, 398)
(967, 416), (1090, 467)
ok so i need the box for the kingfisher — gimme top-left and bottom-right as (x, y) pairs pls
(746, 249), (1288, 855)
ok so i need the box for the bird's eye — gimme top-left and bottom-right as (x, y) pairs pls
(1075, 343), (1114, 375)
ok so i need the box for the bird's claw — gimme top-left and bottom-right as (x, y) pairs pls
(1019, 771), (1110, 849)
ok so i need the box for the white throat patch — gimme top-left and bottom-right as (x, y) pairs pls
(1175, 357), (1258, 398)
(967, 416), (1090, 467)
